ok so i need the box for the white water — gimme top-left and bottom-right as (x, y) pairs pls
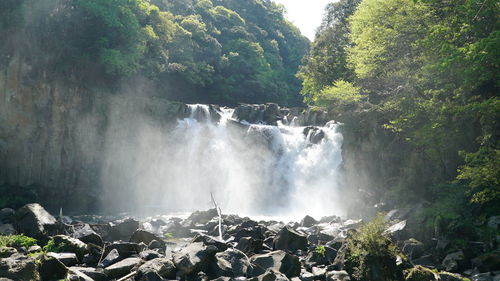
(156, 104), (345, 219)
(100, 103), (345, 220)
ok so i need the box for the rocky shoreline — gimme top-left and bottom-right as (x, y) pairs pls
(0, 203), (498, 281)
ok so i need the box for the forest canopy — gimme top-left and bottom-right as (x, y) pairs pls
(0, 0), (309, 105)
(299, 0), (499, 208)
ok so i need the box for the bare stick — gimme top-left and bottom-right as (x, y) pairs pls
(210, 192), (223, 241)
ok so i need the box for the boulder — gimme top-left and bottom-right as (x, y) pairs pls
(273, 226), (308, 253)
(99, 248), (120, 268)
(51, 235), (88, 260)
(47, 252), (78, 266)
(0, 253), (38, 280)
(472, 251), (500, 272)
(384, 220), (407, 240)
(248, 269), (290, 281)
(40, 254), (68, 281)
(15, 203), (58, 238)
(73, 224), (103, 247)
(130, 230), (164, 247)
(69, 267), (107, 281)
(136, 258), (176, 280)
(0, 247), (17, 258)
(172, 242), (218, 277)
(404, 265), (438, 281)
(186, 209), (218, 226)
(212, 248), (250, 277)
(403, 239), (425, 260)
(442, 251), (465, 272)
(0, 225), (15, 236)
(305, 246), (337, 266)
(326, 270), (351, 281)
(139, 250), (162, 261)
(249, 250), (301, 278)
(300, 216), (318, 228)
(104, 257), (142, 279)
(192, 233), (228, 251)
(104, 241), (142, 258)
(67, 268), (94, 281)
(439, 272), (468, 281)
(236, 237), (264, 255)
(0, 209), (15, 224)
(111, 218), (139, 240)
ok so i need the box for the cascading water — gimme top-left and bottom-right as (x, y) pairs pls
(151, 104), (345, 219)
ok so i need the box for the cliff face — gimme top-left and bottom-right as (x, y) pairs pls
(0, 58), (185, 213)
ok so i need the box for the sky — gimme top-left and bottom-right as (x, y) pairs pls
(273, 0), (334, 40)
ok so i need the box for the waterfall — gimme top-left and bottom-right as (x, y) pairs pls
(152, 104), (345, 218)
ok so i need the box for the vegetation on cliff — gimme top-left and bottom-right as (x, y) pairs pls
(0, 0), (309, 105)
(299, 0), (499, 245)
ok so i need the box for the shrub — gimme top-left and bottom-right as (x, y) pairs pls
(0, 234), (38, 248)
(344, 214), (405, 281)
(43, 239), (69, 253)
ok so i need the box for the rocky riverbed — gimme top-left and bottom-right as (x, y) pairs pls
(0, 203), (498, 281)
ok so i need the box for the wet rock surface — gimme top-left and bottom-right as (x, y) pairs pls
(0, 203), (499, 280)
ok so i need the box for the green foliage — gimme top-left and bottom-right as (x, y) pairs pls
(300, 0), (499, 239)
(457, 147), (500, 204)
(315, 245), (326, 257)
(0, 235), (38, 248)
(163, 232), (173, 239)
(345, 214), (404, 281)
(43, 239), (69, 253)
(314, 80), (363, 107)
(404, 266), (437, 281)
(0, 0), (309, 106)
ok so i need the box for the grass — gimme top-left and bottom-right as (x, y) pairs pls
(0, 234), (37, 248)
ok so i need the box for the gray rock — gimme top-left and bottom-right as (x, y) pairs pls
(139, 250), (162, 261)
(40, 254), (68, 280)
(488, 216), (500, 229)
(15, 203), (58, 238)
(236, 237), (264, 255)
(99, 248), (120, 268)
(0, 209), (15, 224)
(52, 235), (89, 260)
(104, 257), (142, 279)
(248, 269), (290, 281)
(0, 253), (38, 281)
(73, 224), (103, 246)
(403, 239), (425, 260)
(300, 215), (318, 228)
(67, 268), (94, 281)
(249, 250), (301, 278)
(192, 233), (228, 251)
(384, 220), (407, 240)
(27, 245), (41, 253)
(104, 241), (142, 258)
(70, 267), (107, 281)
(136, 258), (176, 280)
(111, 218), (140, 240)
(273, 226), (308, 253)
(130, 230), (164, 247)
(172, 242), (218, 276)
(326, 270), (351, 281)
(47, 252), (78, 266)
(212, 248), (251, 277)
(439, 272), (468, 281)
(442, 250), (465, 272)
(0, 247), (17, 258)
(0, 225), (16, 236)
(471, 273), (494, 281)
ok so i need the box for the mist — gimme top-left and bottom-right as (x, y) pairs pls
(95, 102), (346, 220)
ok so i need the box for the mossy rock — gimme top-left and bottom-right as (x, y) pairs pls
(405, 265), (437, 281)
